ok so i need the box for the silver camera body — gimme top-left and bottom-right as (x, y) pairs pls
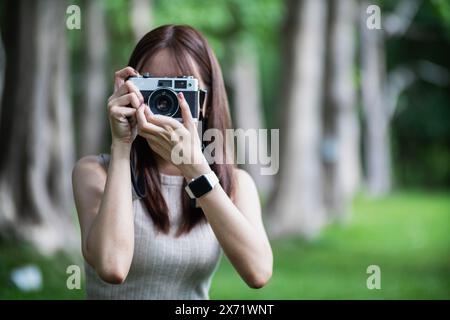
(128, 75), (201, 120)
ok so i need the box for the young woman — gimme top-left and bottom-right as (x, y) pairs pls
(72, 24), (272, 299)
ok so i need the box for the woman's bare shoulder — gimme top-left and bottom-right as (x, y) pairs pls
(233, 168), (259, 201)
(73, 155), (106, 171)
(232, 168), (263, 223)
(234, 168), (256, 189)
(72, 155), (107, 190)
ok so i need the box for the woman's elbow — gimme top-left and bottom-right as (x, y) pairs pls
(94, 252), (132, 284)
(246, 265), (273, 289)
(96, 263), (129, 284)
(99, 271), (127, 285)
(85, 241), (133, 284)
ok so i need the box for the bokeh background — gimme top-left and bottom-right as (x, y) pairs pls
(0, 0), (449, 299)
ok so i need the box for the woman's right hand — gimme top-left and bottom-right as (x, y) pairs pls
(107, 67), (144, 145)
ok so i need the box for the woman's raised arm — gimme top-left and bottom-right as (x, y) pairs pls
(72, 67), (143, 284)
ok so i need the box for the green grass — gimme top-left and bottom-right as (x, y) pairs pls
(0, 190), (449, 299)
(0, 243), (85, 299)
(210, 190), (450, 299)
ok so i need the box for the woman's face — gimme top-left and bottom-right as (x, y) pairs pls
(139, 49), (207, 117)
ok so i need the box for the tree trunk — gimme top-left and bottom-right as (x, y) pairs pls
(322, 0), (360, 219)
(0, 32), (5, 116)
(130, 0), (153, 42)
(267, 0), (328, 238)
(230, 42), (273, 196)
(78, 0), (108, 156)
(359, 0), (421, 197)
(0, 0), (76, 253)
(360, 1), (391, 197)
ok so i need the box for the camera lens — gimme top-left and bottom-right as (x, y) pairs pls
(148, 88), (179, 117)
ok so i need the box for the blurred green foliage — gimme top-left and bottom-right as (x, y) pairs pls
(386, 0), (450, 188)
(1, 191), (448, 299)
(431, 0), (450, 39)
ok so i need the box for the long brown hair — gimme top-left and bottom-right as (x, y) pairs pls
(128, 24), (235, 236)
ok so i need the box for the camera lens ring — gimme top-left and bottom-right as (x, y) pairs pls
(148, 88), (179, 117)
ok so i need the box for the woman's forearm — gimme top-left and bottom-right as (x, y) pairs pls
(197, 185), (273, 288)
(86, 142), (134, 283)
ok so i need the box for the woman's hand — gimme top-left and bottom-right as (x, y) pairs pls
(107, 67), (144, 146)
(136, 92), (210, 180)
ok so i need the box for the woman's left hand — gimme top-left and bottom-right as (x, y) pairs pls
(136, 92), (210, 180)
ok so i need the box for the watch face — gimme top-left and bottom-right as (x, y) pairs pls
(189, 175), (213, 198)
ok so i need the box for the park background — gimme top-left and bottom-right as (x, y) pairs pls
(0, 0), (449, 299)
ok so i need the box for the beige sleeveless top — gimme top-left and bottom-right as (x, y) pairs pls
(84, 154), (223, 300)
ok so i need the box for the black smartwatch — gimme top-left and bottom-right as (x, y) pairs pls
(185, 171), (219, 199)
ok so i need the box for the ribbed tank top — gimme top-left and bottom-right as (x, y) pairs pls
(84, 153), (223, 300)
